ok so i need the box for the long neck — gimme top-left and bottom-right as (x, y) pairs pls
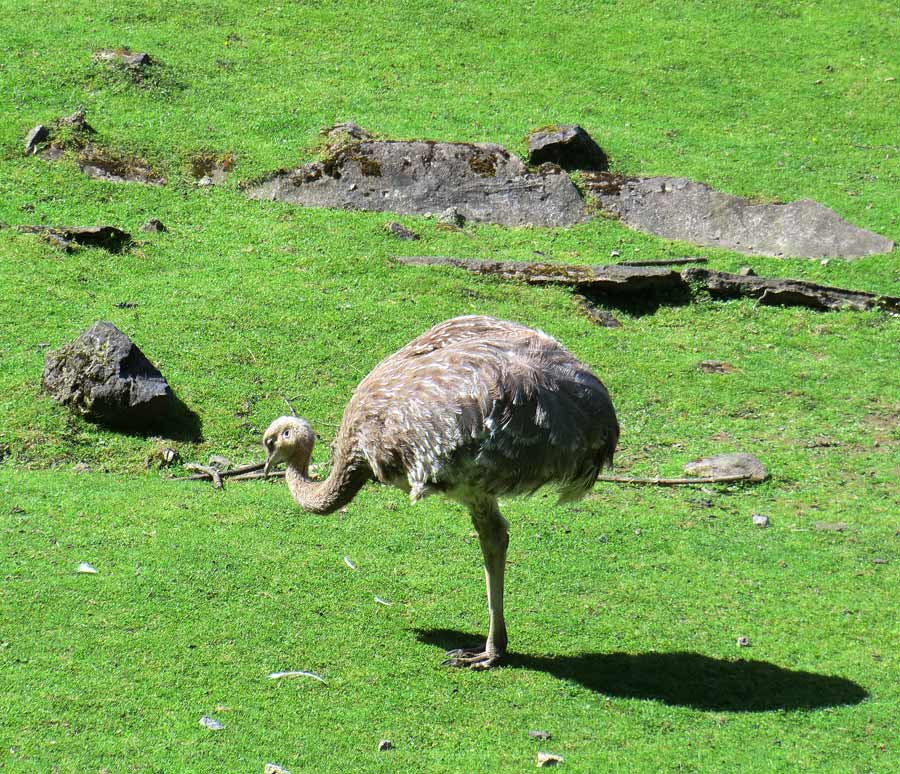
(285, 451), (369, 515)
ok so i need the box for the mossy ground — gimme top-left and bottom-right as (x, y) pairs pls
(1, 1), (897, 771)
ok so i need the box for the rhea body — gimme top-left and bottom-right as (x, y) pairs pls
(263, 315), (618, 668)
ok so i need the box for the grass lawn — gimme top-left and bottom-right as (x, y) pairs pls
(1, 1), (898, 771)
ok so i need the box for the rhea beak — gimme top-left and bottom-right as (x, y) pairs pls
(264, 451), (274, 478)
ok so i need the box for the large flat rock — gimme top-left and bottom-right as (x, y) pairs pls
(245, 140), (588, 227)
(588, 174), (893, 259)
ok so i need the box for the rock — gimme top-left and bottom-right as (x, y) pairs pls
(77, 149), (166, 185)
(587, 174), (894, 259)
(73, 462), (92, 473)
(528, 730), (552, 741)
(321, 122), (372, 148)
(394, 256), (685, 294)
(264, 765), (290, 774)
(814, 521), (848, 532)
(527, 124), (608, 171)
(385, 221), (420, 240)
(141, 218), (167, 233)
(683, 453), (769, 482)
(377, 740), (394, 752)
(199, 715), (224, 731)
(683, 268), (900, 313)
(93, 48), (152, 68)
(245, 135), (588, 227)
(574, 294), (622, 327)
(752, 514), (770, 528)
(24, 124), (49, 155)
(17, 225), (132, 253)
(697, 360), (735, 374)
(57, 109), (94, 133)
(736, 636), (751, 647)
(42, 321), (176, 429)
(438, 207), (466, 227)
(737, 266), (756, 276)
(537, 752), (564, 767)
(208, 455), (232, 470)
(191, 153), (235, 185)
(77, 562), (98, 574)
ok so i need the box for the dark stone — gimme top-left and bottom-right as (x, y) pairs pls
(18, 225), (132, 253)
(528, 731), (552, 741)
(385, 221), (419, 240)
(683, 453), (769, 482)
(527, 124), (608, 171)
(24, 124), (49, 156)
(42, 322), (176, 429)
(245, 136), (587, 227)
(588, 174), (893, 259)
(140, 218), (167, 233)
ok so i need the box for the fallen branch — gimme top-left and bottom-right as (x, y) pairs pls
(617, 256), (707, 267)
(595, 473), (752, 486)
(393, 255), (684, 293)
(684, 268), (900, 314)
(395, 256), (899, 315)
(184, 463), (223, 489)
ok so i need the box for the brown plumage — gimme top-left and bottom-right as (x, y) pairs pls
(263, 315), (618, 668)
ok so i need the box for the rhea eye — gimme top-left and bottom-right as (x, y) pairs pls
(282, 429), (291, 439)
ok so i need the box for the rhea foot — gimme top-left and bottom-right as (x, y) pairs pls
(442, 645), (503, 670)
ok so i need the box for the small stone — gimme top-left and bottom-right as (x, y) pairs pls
(610, 250), (621, 257)
(140, 219), (167, 233)
(528, 730), (552, 741)
(385, 221), (420, 240)
(814, 521), (848, 532)
(872, 558), (888, 565)
(208, 455), (232, 470)
(24, 124), (49, 156)
(377, 740), (393, 752)
(199, 715), (224, 731)
(752, 514), (770, 528)
(264, 764), (290, 774)
(684, 453), (768, 482)
(737, 266), (756, 276)
(197, 175), (213, 187)
(537, 752), (564, 767)
(77, 562), (98, 574)
(820, 258), (830, 266)
(736, 636), (750, 647)
(438, 207), (466, 227)
(73, 463), (92, 473)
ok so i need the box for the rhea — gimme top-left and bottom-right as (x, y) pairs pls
(263, 315), (618, 668)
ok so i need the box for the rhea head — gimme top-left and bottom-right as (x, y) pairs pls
(262, 416), (316, 477)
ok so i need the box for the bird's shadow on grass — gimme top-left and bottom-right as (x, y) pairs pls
(415, 629), (868, 712)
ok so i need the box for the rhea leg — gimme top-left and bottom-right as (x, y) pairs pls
(444, 497), (509, 669)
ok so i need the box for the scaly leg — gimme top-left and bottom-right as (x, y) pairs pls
(444, 497), (509, 669)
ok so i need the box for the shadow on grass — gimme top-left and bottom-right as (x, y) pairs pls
(415, 629), (868, 712)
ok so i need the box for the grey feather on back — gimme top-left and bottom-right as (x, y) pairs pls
(332, 316), (618, 503)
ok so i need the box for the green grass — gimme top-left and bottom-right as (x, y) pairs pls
(1, 0), (898, 771)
